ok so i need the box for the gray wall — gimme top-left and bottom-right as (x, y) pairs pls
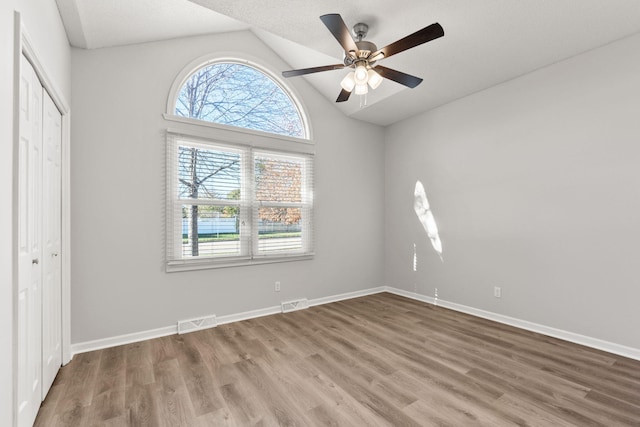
(1, 0), (70, 423)
(385, 33), (640, 349)
(63, 7), (640, 356)
(70, 31), (386, 344)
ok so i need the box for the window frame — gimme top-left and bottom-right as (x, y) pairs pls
(164, 55), (314, 272)
(166, 132), (314, 272)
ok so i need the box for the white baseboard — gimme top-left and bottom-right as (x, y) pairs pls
(217, 305), (281, 326)
(71, 325), (177, 355)
(69, 305), (282, 357)
(385, 286), (640, 361)
(69, 287), (386, 357)
(70, 285), (640, 362)
(308, 286), (387, 307)
(384, 287), (437, 305)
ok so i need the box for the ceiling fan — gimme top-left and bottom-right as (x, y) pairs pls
(282, 14), (444, 103)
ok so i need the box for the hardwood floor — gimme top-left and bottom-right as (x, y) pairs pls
(35, 293), (640, 426)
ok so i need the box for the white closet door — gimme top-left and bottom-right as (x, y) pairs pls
(17, 54), (43, 427)
(41, 90), (62, 399)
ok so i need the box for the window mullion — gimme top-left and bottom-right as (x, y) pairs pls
(302, 155), (314, 254)
(241, 147), (254, 258)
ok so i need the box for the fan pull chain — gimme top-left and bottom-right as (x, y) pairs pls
(359, 93), (368, 108)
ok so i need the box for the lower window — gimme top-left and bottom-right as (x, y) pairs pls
(166, 134), (314, 271)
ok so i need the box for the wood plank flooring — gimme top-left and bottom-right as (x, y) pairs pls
(35, 293), (640, 426)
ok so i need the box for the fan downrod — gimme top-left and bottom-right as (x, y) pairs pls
(352, 22), (368, 41)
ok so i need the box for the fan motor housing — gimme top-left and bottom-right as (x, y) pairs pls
(356, 40), (377, 57)
(343, 40), (378, 65)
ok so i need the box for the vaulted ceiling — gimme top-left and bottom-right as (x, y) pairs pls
(55, 0), (640, 125)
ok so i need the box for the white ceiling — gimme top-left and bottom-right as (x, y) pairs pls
(56, 0), (640, 126)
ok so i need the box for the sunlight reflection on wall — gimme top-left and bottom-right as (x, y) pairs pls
(413, 243), (417, 272)
(414, 180), (443, 262)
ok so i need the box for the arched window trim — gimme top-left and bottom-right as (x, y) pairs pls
(165, 53), (312, 142)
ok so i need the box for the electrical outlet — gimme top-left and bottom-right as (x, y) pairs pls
(275, 281), (281, 292)
(494, 286), (501, 298)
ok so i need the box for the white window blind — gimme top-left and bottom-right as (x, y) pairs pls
(166, 134), (314, 271)
(253, 151), (313, 256)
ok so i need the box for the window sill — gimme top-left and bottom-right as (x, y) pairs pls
(166, 253), (314, 273)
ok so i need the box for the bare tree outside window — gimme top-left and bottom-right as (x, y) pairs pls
(178, 146), (240, 256)
(175, 62), (304, 137)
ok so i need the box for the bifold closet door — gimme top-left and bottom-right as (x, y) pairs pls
(17, 53), (63, 427)
(41, 87), (62, 400)
(17, 53), (44, 427)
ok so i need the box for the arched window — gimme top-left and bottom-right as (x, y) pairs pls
(174, 61), (307, 139)
(165, 57), (313, 271)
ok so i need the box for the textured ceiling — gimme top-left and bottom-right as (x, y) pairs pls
(56, 0), (640, 126)
(55, 0), (249, 49)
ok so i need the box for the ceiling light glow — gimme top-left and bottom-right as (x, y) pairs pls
(367, 69), (383, 89)
(340, 72), (356, 92)
(354, 64), (368, 85)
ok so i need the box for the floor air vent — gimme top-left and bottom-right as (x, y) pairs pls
(177, 314), (217, 334)
(281, 298), (309, 313)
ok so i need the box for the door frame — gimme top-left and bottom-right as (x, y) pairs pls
(12, 11), (72, 421)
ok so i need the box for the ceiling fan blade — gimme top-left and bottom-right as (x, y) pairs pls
(282, 64), (345, 78)
(370, 23), (444, 61)
(336, 89), (351, 103)
(375, 65), (423, 88)
(320, 14), (359, 56)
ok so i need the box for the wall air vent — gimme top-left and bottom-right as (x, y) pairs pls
(281, 298), (309, 313)
(177, 314), (217, 334)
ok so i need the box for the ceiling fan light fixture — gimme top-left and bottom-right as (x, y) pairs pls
(282, 14), (444, 103)
(355, 83), (368, 95)
(354, 64), (368, 85)
(367, 69), (383, 89)
(340, 72), (356, 92)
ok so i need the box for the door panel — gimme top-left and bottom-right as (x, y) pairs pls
(41, 91), (62, 399)
(17, 54), (43, 427)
